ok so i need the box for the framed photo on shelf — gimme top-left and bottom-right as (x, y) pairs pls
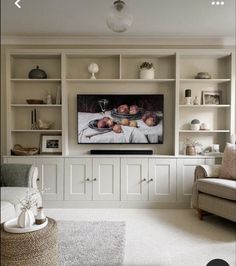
(40, 134), (62, 154)
(202, 91), (222, 105)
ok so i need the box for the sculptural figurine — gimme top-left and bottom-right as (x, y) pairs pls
(88, 63), (99, 79)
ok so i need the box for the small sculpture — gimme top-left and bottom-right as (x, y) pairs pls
(88, 63), (99, 79)
(28, 66), (47, 79)
(190, 119), (201, 130)
(193, 96), (200, 105)
(37, 119), (54, 130)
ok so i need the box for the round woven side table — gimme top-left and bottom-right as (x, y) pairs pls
(1, 217), (58, 266)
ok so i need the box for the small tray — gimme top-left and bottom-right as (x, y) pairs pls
(4, 218), (48, 234)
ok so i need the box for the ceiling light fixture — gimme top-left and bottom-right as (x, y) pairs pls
(106, 0), (133, 33)
(211, 1), (224, 5)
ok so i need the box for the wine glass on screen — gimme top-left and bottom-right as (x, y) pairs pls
(98, 99), (109, 115)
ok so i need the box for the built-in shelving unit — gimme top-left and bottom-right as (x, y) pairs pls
(5, 49), (235, 157)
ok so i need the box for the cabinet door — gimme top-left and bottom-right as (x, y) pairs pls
(121, 158), (148, 201)
(92, 158), (120, 201)
(177, 158), (205, 202)
(149, 159), (176, 202)
(36, 158), (64, 201)
(65, 158), (92, 200)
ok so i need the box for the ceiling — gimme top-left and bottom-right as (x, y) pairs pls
(1, 0), (235, 40)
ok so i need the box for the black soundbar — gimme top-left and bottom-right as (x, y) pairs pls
(90, 150), (153, 155)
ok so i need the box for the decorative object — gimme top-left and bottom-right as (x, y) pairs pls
(35, 207), (46, 225)
(184, 89), (192, 105)
(1, 218), (57, 265)
(184, 138), (202, 156)
(56, 85), (61, 104)
(17, 190), (38, 228)
(106, 0), (133, 33)
(203, 91), (221, 105)
(139, 62), (155, 80)
(193, 96), (200, 105)
(31, 109), (37, 129)
(190, 119), (201, 130)
(40, 134), (62, 154)
(98, 98), (109, 115)
(46, 94), (52, 104)
(28, 66), (47, 79)
(3, 217), (48, 233)
(200, 122), (210, 130)
(212, 144), (220, 153)
(26, 99), (44, 104)
(11, 144), (39, 156)
(37, 119), (54, 130)
(195, 72), (211, 79)
(58, 221), (126, 266)
(88, 63), (99, 79)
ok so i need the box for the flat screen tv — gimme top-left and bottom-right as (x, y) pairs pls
(77, 94), (164, 144)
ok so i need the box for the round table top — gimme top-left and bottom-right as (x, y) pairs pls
(1, 217), (57, 240)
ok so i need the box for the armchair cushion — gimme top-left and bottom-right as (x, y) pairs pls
(197, 178), (236, 201)
(220, 143), (236, 180)
(0, 164), (37, 188)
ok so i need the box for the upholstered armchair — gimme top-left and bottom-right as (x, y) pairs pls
(1, 164), (42, 223)
(192, 143), (236, 222)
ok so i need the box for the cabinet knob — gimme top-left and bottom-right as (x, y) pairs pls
(149, 178), (154, 182)
(93, 178), (97, 181)
(85, 178), (90, 181)
(141, 178), (146, 182)
(36, 178), (40, 182)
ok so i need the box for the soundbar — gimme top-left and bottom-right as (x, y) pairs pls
(90, 150), (153, 155)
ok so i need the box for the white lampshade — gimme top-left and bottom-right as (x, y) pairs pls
(106, 0), (133, 33)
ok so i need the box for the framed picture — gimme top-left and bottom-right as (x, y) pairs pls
(40, 134), (62, 154)
(202, 91), (222, 105)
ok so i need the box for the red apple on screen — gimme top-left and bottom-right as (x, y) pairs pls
(97, 119), (107, 128)
(129, 105), (139, 115)
(120, 118), (129, 126)
(113, 124), (122, 133)
(117, 104), (129, 114)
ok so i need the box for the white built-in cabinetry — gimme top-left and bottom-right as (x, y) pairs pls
(3, 48), (235, 208)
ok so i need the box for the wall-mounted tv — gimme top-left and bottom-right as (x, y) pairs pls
(77, 94), (163, 144)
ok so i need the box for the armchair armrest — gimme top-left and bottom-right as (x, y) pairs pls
(28, 166), (39, 189)
(194, 165), (221, 181)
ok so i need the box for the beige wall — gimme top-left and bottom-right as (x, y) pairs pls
(1, 44), (235, 156)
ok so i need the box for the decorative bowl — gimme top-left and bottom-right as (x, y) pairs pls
(195, 72), (211, 79)
(26, 99), (44, 104)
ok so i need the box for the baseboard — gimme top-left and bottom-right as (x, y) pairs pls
(43, 200), (191, 209)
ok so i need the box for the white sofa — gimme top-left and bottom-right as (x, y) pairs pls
(1, 166), (42, 223)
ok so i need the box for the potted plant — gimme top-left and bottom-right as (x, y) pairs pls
(184, 138), (202, 156)
(139, 61), (155, 80)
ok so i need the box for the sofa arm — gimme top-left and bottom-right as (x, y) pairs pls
(28, 166), (39, 189)
(194, 165), (221, 181)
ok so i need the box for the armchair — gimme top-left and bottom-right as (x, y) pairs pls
(1, 164), (42, 223)
(192, 164), (236, 222)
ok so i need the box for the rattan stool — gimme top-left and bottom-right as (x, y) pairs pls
(1, 217), (58, 266)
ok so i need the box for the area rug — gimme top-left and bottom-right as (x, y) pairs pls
(58, 221), (126, 266)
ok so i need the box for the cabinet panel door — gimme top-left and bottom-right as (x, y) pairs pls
(65, 158), (92, 200)
(121, 158), (148, 201)
(149, 159), (176, 202)
(177, 159), (205, 202)
(93, 158), (120, 201)
(36, 158), (64, 201)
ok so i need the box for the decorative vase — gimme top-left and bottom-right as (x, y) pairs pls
(186, 145), (197, 156)
(140, 68), (155, 80)
(17, 209), (35, 228)
(193, 96), (200, 105)
(35, 207), (46, 225)
(28, 66), (47, 79)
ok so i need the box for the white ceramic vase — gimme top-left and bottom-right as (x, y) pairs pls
(17, 209), (35, 228)
(140, 68), (155, 80)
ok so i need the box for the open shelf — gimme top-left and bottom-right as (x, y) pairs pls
(11, 130), (62, 133)
(11, 104), (62, 108)
(179, 105), (230, 108)
(10, 79), (61, 82)
(179, 130), (230, 133)
(180, 79), (231, 83)
(66, 78), (175, 83)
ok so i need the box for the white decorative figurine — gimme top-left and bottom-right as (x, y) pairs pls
(88, 63), (99, 79)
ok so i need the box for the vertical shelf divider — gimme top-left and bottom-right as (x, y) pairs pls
(175, 52), (180, 156)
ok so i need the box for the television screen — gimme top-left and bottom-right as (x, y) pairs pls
(77, 94), (164, 144)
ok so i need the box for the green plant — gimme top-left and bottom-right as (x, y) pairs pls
(140, 62), (154, 69)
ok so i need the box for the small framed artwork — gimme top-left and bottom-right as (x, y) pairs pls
(40, 134), (62, 154)
(202, 91), (222, 105)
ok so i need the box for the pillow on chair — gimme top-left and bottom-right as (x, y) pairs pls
(220, 143), (236, 180)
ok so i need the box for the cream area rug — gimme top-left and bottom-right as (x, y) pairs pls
(58, 221), (126, 266)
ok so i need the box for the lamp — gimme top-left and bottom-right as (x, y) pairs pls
(106, 0), (133, 33)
